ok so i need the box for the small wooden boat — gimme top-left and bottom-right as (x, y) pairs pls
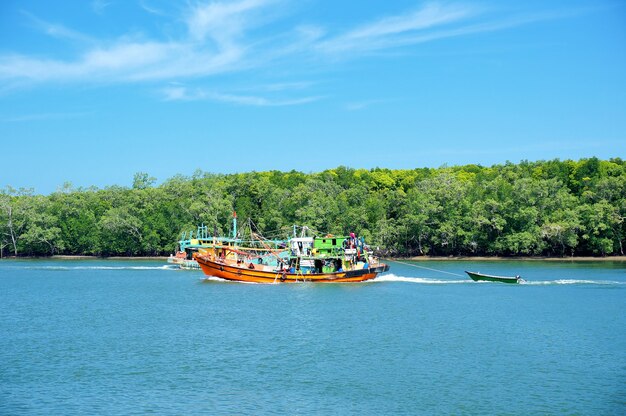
(465, 270), (521, 284)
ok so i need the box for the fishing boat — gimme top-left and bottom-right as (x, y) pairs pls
(168, 213), (287, 270)
(196, 230), (389, 283)
(167, 224), (216, 269)
(465, 270), (521, 284)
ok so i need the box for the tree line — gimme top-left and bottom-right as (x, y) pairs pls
(1, 157), (624, 258)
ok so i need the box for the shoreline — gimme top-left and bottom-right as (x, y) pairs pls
(1, 255), (625, 262)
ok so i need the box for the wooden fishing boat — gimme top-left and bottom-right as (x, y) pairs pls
(465, 270), (521, 284)
(197, 231), (389, 283)
(167, 224), (215, 270)
(168, 213), (287, 270)
(196, 255), (388, 283)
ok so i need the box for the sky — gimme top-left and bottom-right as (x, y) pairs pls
(1, 0), (625, 194)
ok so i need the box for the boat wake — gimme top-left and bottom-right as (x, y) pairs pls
(374, 274), (471, 284)
(375, 274), (625, 286)
(201, 275), (229, 283)
(18, 265), (178, 271)
(521, 279), (626, 286)
(200, 275), (275, 284)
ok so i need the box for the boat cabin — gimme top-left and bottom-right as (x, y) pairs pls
(312, 236), (348, 257)
(290, 237), (313, 256)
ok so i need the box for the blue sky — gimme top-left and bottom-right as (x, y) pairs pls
(1, 0), (625, 194)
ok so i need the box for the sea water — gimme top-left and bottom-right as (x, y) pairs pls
(1, 259), (624, 415)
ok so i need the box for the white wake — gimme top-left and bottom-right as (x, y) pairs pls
(20, 265), (177, 271)
(374, 274), (625, 286)
(373, 273), (471, 284)
(521, 279), (625, 285)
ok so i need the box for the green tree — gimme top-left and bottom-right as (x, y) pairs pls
(0, 187), (33, 256)
(97, 207), (143, 255)
(20, 195), (65, 255)
(133, 172), (157, 189)
(578, 201), (622, 255)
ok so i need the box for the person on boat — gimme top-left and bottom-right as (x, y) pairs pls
(349, 232), (357, 248)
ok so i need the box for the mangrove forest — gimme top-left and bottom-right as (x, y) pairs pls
(1, 157), (624, 258)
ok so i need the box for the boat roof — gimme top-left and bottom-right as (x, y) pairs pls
(290, 237), (313, 243)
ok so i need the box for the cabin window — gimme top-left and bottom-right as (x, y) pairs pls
(332, 238), (336, 245)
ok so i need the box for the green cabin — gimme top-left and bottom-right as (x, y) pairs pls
(313, 236), (348, 257)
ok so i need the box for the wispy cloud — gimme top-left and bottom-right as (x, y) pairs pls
(0, 42), (182, 82)
(186, 0), (275, 44)
(161, 85), (322, 107)
(207, 92), (322, 107)
(138, 0), (166, 16)
(1, 0), (273, 84)
(21, 10), (96, 44)
(385, 8), (582, 50)
(91, 0), (113, 15)
(247, 81), (314, 92)
(315, 3), (580, 57)
(0, 1), (582, 90)
(318, 2), (476, 54)
(344, 99), (390, 111)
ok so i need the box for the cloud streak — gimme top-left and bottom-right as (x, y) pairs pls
(21, 10), (96, 44)
(344, 99), (391, 111)
(186, 0), (274, 44)
(91, 0), (112, 15)
(0, 1), (581, 92)
(317, 2), (476, 54)
(1, 0), (274, 84)
(161, 85), (323, 107)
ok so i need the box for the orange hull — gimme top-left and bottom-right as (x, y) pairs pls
(196, 255), (388, 283)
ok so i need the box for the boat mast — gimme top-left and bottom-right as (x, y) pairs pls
(232, 211), (237, 239)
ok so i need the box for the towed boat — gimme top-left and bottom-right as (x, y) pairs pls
(197, 230), (389, 283)
(465, 270), (521, 284)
